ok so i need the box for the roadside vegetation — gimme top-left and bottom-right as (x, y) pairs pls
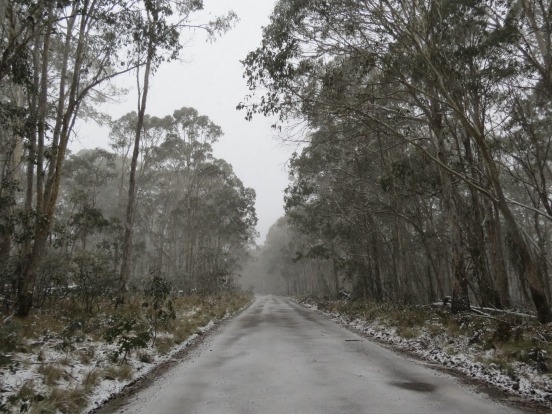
(1, 289), (252, 413)
(236, 1), (552, 406)
(0, 2), (256, 413)
(238, 0), (552, 405)
(241, 0), (552, 324)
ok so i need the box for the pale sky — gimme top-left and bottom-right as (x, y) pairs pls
(71, 0), (294, 244)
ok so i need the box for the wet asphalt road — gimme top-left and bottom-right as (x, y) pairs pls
(104, 295), (529, 414)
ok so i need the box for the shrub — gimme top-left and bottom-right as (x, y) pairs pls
(103, 316), (151, 362)
(143, 271), (176, 345)
(0, 319), (19, 353)
(33, 252), (74, 309)
(71, 251), (118, 314)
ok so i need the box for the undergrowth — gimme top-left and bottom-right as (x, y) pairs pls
(0, 291), (252, 414)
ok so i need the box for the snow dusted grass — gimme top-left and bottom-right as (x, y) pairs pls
(0, 292), (252, 413)
(300, 297), (552, 409)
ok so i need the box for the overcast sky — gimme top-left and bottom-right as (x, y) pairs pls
(71, 0), (295, 244)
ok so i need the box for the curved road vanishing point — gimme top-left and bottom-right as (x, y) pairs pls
(101, 295), (532, 414)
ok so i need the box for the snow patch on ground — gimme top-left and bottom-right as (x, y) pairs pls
(0, 301), (251, 414)
(0, 321), (211, 414)
(84, 329), (204, 413)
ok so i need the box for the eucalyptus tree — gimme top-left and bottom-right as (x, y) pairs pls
(118, 1), (238, 303)
(7, 0), (235, 316)
(12, 0), (150, 316)
(285, 114), (448, 303)
(503, 0), (552, 100)
(60, 148), (117, 251)
(109, 107), (257, 293)
(241, 0), (552, 321)
(0, 0), (49, 84)
(149, 138), (257, 292)
(497, 0), (552, 303)
(185, 158), (257, 292)
(0, 0), (53, 270)
(119, 107), (224, 283)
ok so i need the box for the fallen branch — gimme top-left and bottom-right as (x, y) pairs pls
(1, 313), (14, 326)
(470, 307), (491, 317)
(475, 307), (536, 319)
(430, 296), (452, 308)
(469, 313), (503, 322)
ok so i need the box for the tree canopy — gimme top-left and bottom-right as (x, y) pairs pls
(242, 0), (552, 322)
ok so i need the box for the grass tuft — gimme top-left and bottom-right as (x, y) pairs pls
(155, 337), (174, 354)
(38, 363), (65, 386)
(31, 387), (88, 414)
(82, 368), (101, 392)
(102, 363), (133, 381)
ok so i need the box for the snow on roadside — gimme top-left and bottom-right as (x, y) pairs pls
(84, 329), (203, 413)
(0, 299), (252, 414)
(85, 305), (248, 412)
(301, 301), (552, 409)
(0, 320), (209, 414)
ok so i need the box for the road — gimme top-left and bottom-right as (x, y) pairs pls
(102, 295), (529, 414)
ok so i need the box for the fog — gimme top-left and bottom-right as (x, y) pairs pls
(239, 219), (288, 295)
(238, 217), (340, 297)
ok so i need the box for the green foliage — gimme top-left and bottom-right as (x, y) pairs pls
(103, 317), (151, 363)
(0, 177), (18, 217)
(239, 0), (552, 320)
(492, 320), (514, 343)
(144, 271), (176, 344)
(144, 272), (172, 306)
(71, 251), (118, 314)
(68, 206), (110, 240)
(108, 106), (257, 293)
(33, 253), (73, 308)
(0, 256), (20, 312)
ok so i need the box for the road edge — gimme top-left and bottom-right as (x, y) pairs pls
(293, 298), (549, 414)
(89, 298), (254, 414)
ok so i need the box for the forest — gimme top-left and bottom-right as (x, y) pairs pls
(0, 0), (257, 318)
(241, 0), (552, 323)
(2, 0), (552, 411)
(0, 2), (259, 411)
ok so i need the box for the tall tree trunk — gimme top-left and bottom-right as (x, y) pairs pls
(430, 99), (470, 312)
(461, 133), (499, 308)
(365, 213), (383, 301)
(422, 9), (550, 320)
(471, 124), (551, 322)
(331, 247), (340, 299)
(0, 86), (23, 263)
(485, 202), (510, 308)
(16, 3), (85, 317)
(118, 44), (154, 302)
